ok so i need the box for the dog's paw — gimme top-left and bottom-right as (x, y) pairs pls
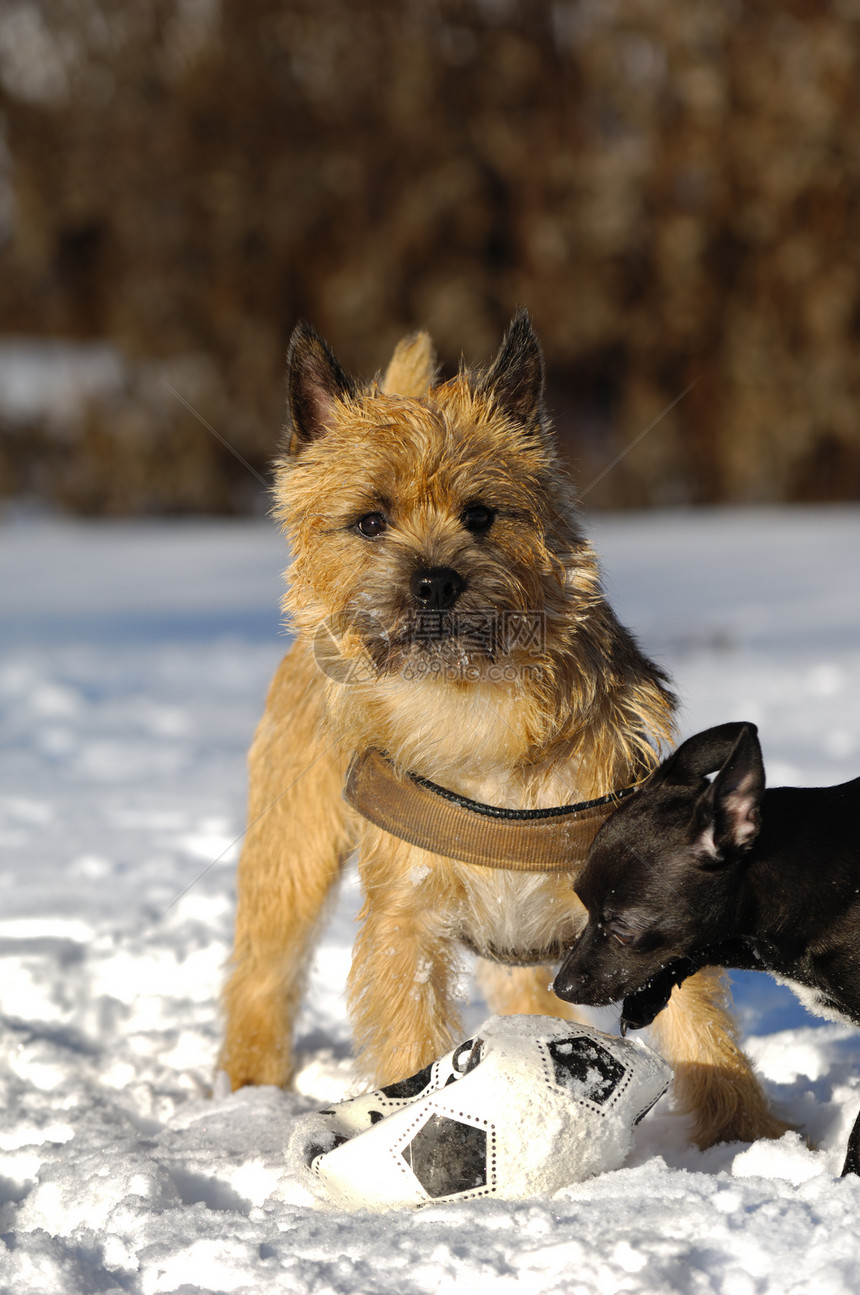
(218, 1041), (295, 1092)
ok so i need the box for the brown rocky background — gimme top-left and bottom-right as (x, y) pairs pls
(0, 0), (858, 514)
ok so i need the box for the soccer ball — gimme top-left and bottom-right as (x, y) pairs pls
(289, 1015), (672, 1210)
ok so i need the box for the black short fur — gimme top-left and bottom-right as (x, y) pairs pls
(552, 721), (860, 1177)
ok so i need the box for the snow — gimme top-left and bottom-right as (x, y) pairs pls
(0, 341), (125, 425)
(1, 504), (859, 1294)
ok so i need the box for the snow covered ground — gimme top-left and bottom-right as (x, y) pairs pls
(1, 504), (859, 1295)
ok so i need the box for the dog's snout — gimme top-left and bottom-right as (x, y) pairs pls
(411, 567), (465, 610)
(552, 958), (589, 1004)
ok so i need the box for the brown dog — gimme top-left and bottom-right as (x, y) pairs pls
(220, 312), (784, 1149)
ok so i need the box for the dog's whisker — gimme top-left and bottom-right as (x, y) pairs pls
(161, 378), (269, 489)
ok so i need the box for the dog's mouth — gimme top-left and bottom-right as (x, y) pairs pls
(367, 625), (492, 674)
(620, 957), (698, 1033)
(365, 608), (529, 676)
(316, 608), (491, 675)
(405, 610), (501, 655)
(328, 598), (548, 683)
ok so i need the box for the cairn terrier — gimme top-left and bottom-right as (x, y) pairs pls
(221, 311), (784, 1149)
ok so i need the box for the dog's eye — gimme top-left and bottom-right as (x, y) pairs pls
(357, 512), (387, 539)
(461, 504), (495, 534)
(601, 918), (635, 946)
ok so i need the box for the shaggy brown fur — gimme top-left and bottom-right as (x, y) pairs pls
(220, 312), (786, 1149)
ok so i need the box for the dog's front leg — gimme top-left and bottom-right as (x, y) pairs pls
(221, 641), (354, 1090)
(649, 967), (789, 1149)
(348, 832), (463, 1088)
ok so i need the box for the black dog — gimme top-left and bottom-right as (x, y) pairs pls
(553, 721), (860, 1176)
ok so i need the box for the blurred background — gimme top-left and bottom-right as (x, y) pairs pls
(0, 0), (858, 517)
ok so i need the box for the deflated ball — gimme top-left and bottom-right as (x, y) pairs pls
(289, 1015), (671, 1210)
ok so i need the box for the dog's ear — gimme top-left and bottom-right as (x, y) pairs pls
(649, 722), (759, 790)
(286, 321), (357, 454)
(688, 724), (765, 864)
(381, 330), (437, 397)
(480, 309), (545, 428)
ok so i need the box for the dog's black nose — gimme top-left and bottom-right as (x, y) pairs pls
(552, 963), (587, 1003)
(411, 567), (465, 610)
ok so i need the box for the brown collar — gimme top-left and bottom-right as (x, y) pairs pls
(343, 749), (637, 873)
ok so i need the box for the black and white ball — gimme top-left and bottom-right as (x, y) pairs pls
(289, 1015), (672, 1210)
